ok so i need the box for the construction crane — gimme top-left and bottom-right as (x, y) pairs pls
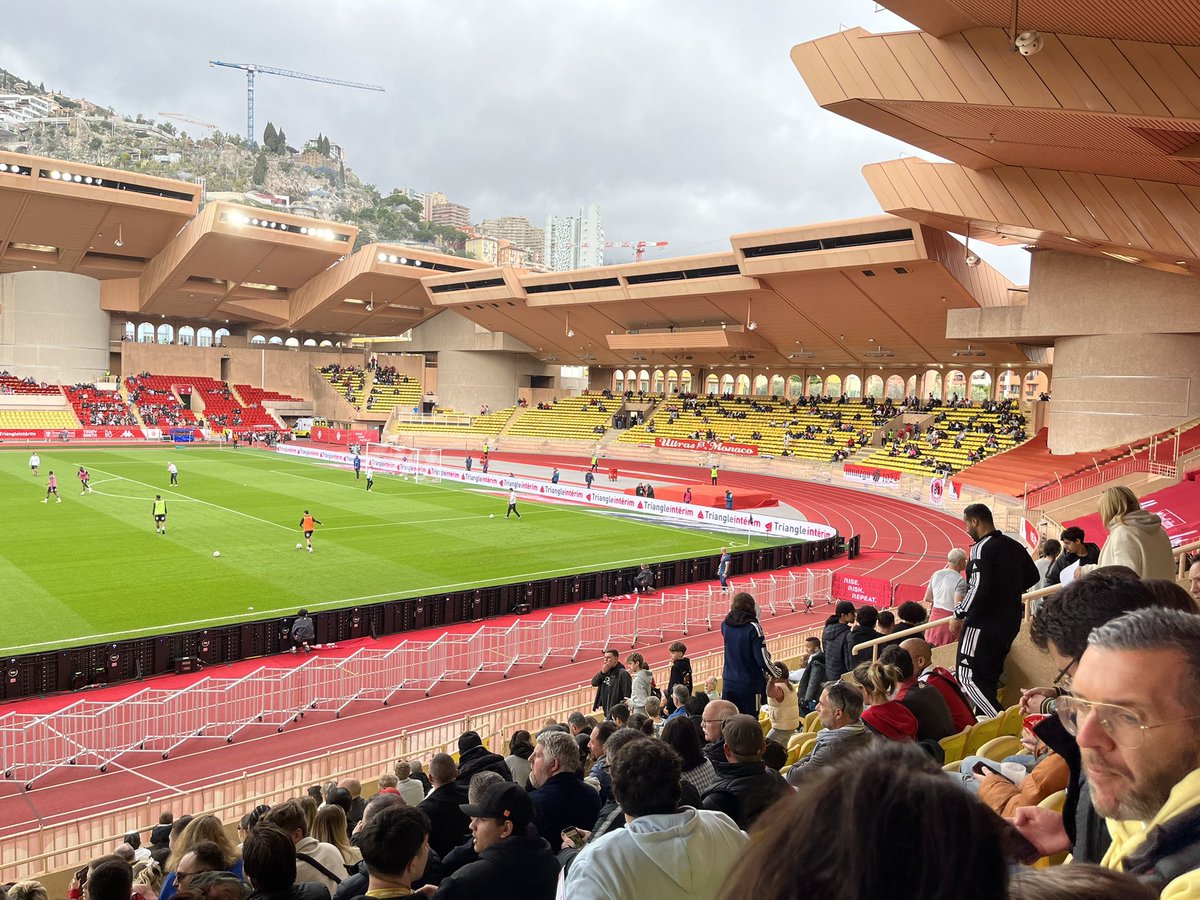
(208, 60), (385, 147)
(158, 112), (218, 131)
(607, 239), (669, 262)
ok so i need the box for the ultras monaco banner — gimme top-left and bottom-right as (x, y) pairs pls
(843, 463), (902, 486)
(275, 444), (837, 541)
(654, 437), (759, 456)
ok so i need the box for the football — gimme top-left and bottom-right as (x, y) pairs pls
(489, 514), (495, 518)
(212, 551), (221, 558)
(296, 543), (303, 549)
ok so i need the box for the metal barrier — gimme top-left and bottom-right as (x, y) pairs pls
(0, 569), (832, 790)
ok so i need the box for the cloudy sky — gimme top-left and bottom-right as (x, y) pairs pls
(1, 0), (1029, 281)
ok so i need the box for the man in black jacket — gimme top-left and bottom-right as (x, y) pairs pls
(590, 649), (632, 718)
(1043, 526), (1101, 587)
(821, 601), (857, 681)
(949, 504), (1040, 717)
(848, 605), (884, 666)
(701, 714), (790, 829)
(435, 782), (561, 900)
(419, 753), (470, 858)
(527, 731), (601, 846)
(455, 732), (512, 787)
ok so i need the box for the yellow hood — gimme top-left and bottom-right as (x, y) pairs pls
(1103, 767), (1200, 898)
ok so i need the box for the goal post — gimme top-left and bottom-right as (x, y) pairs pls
(363, 442), (443, 484)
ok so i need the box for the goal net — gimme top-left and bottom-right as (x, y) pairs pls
(364, 443), (443, 484)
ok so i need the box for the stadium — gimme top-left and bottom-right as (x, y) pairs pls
(2, 1), (1200, 897)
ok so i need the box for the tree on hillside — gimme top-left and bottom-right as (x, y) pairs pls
(263, 122), (278, 150)
(252, 152), (267, 186)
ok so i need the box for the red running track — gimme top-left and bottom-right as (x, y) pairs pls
(0, 451), (965, 838)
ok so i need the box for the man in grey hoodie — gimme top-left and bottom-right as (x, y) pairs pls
(565, 737), (747, 900)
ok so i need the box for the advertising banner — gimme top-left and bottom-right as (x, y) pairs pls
(654, 436), (759, 457)
(843, 463), (902, 486)
(0, 427), (152, 440)
(310, 426), (377, 445)
(275, 444), (838, 541)
(832, 572), (893, 607)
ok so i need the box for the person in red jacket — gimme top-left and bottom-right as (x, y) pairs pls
(900, 637), (977, 733)
(852, 661), (917, 741)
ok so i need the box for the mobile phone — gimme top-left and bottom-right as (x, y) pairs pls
(971, 761), (1009, 780)
(1000, 821), (1044, 865)
(76, 866), (90, 885)
(562, 827), (584, 849)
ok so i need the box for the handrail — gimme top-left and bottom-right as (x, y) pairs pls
(854, 539), (1200, 660)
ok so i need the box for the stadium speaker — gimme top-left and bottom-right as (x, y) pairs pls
(174, 656), (200, 675)
(513, 602), (532, 616)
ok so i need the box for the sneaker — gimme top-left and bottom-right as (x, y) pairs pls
(41, 499), (47, 503)
(308, 547), (313, 553)
(57, 498), (61, 503)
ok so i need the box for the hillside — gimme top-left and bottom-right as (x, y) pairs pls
(0, 67), (469, 254)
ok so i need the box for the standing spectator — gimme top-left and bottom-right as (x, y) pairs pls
(720, 592), (781, 716)
(590, 649), (632, 718)
(925, 548), (967, 646)
(435, 782), (560, 899)
(664, 642), (692, 713)
(786, 682), (873, 783)
(661, 716), (718, 795)
(260, 801), (345, 897)
(723, 744), (1011, 900)
(1081, 486), (1176, 580)
(1034, 539), (1062, 589)
(848, 605), (883, 665)
(764, 663), (800, 745)
(716, 548), (730, 590)
(853, 661), (918, 742)
(393, 761), (426, 807)
(565, 737), (748, 900)
(820, 601), (857, 682)
(527, 731), (601, 846)
(701, 714), (790, 829)
(150, 812), (175, 850)
(1045, 526), (1101, 586)
(797, 636), (825, 713)
(503, 730), (535, 789)
(455, 731), (511, 786)
(626, 653), (653, 711)
(949, 503), (1039, 716)
(417, 756), (468, 858)
(644, 696), (665, 735)
(242, 825), (327, 900)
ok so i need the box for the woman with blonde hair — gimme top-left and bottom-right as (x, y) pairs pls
(159, 816), (241, 900)
(1081, 486), (1175, 579)
(765, 662), (800, 745)
(310, 804), (361, 873)
(5, 882), (49, 900)
(852, 661), (917, 741)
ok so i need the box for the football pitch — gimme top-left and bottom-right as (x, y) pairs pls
(0, 446), (789, 655)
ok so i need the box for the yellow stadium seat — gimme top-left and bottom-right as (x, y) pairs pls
(964, 715), (1003, 756)
(1001, 704), (1025, 737)
(803, 709), (821, 733)
(795, 735), (818, 761)
(939, 726), (972, 765)
(787, 731), (813, 750)
(974, 735), (1023, 762)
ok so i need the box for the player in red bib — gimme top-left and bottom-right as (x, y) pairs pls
(299, 509), (323, 553)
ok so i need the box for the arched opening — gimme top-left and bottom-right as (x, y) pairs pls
(845, 374), (862, 398)
(770, 374), (785, 397)
(923, 370), (943, 399)
(998, 369), (1021, 399)
(807, 375), (822, 397)
(214, 328), (230, 346)
(753, 374), (768, 396)
(268, 336), (284, 346)
(705, 373), (720, 395)
(124, 321), (135, 340)
(302, 338), (317, 347)
(137, 323), (154, 343)
(250, 334), (266, 345)
(970, 370), (992, 401)
(865, 374), (884, 399)
(735, 374), (751, 396)
(945, 369), (967, 402)
(885, 375), (905, 401)
(666, 369), (678, 394)
(906, 375), (918, 397)
(197, 327), (213, 348)
(721, 373), (735, 395)
(613, 371), (625, 393)
(156, 323), (174, 344)
(1024, 369), (1049, 399)
(638, 369), (650, 392)
(680, 369), (692, 393)
(319, 339), (333, 348)
(653, 369), (665, 393)
(284, 337), (300, 348)
(178, 325), (195, 347)
(787, 374), (803, 399)
(824, 373), (841, 396)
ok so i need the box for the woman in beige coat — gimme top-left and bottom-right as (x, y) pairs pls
(1080, 486), (1175, 579)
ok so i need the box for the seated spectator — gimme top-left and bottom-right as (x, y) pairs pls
(896, 600), (927, 631)
(643, 696), (664, 735)
(762, 740), (787, 772)
(409, 760), (432, 796)
(661, 715), (718, 795)
(566, 737), (748, 900)
(609, 702), (631, 728)
(310, 807), (361, 875)
(879, 645), (955, 742)
(261, 800), (345, 897)
(786, 681), (872, 783)
(434, 782), (560, 899)
(222, 830), (296, 900)
(1018, 608), (1200, 897)
(5, 883), (48, 900)
(848, 605), (883, 665)
(455, 731), (511, 786)
(419, 754), (470, 858)
(797, 637), (825, 713)
(1143, 577), (1199, 613)
(876, 611), (896, 635)
(955, 714), (1069, 817)
(162, 816), (242, 900)
(435, 772), (504, 877)
(701, 714), (790, 829)
(337, 779), (367, 834)
(584, 721), (618, 801)
(723, 744), (1011, 900)
(528, 731), (601, 846)
(852, 661), (917, 741)
(151, 812), (175, 850)
(667, 685), (691, 720)
(171, 842), (228, 897)
(900, 638), (977, 732)
(1006, 864), (1159, 900)
(1034, 539), (1062, 589)
(699, 699), (738, 765)
(503, 730), (535, 789)
(87, 858), (135, 900)
(566, 712), (593, 764)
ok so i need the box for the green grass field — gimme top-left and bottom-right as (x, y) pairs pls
(0, 446), (786, 654)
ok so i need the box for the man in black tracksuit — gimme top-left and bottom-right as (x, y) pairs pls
(821, 601), (857, 682)
(950, 503), (1039, 717)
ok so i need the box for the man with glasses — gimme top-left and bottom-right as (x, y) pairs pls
(1017, 572), (1154, 864)
(1022, 608), (1200, 896)
(699, 699), (738, 765)
(173, 842), (226, 893)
